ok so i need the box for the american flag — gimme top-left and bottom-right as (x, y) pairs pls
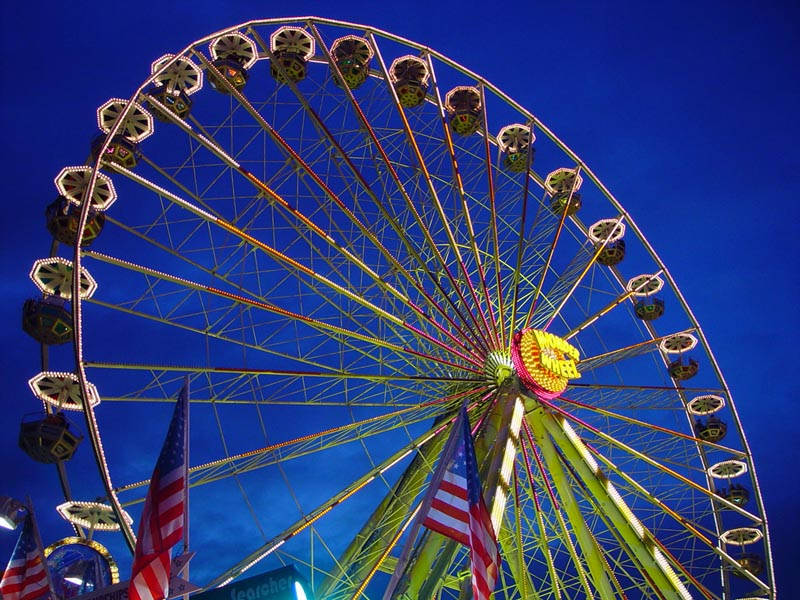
(422, 407), (500, 599)
(129, 382), (188, 600)
(0, 514), (50, 600)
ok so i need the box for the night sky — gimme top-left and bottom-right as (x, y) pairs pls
(1, 1), (797, 597)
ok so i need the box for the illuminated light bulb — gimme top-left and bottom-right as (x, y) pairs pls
(500, 438), (516, 486)
(491, 486), (506, 533)
(293, 581), (308, 600)
(510, 397), (524, 439)
(0, 497), (27, 530)
(604, 482), (645, 539)
(561, 419), (599, 473)
(380, 450), (412, 473)
(652, 547), (692, 600)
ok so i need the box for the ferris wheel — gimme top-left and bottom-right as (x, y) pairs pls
(21, 16), (774, 600)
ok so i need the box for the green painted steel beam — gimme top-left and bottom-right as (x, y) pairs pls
(316, 418), (449, 599)
(526, 404), (617, 600)
(533, 399), (691, 599)
(392, 382), (521, 598)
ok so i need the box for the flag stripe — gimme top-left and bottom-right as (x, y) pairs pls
(430, 495), (469, 518)
(423, 519), (470, 546)
(425, 507), (470, 534)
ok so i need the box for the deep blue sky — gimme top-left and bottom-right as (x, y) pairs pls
(1, 0), (797, 596)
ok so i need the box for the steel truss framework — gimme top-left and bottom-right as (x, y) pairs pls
(29, 16), (774, 600)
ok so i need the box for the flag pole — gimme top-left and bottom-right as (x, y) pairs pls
(382, 407), (466, 600)
(181, 376), (190, 600)
(26, 497), (57, 600)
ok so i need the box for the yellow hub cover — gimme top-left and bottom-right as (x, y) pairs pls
(511, 328), (581, 399)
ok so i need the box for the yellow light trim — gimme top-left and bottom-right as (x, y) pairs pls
(560, 418), (599, 474)
(44, 537), (119, 584)
(380, 450), (413, 473)
(605, 481), (645, 539)
(510, 397), (524, 439)
(652, 547), (692, 600)
(500, 438), (516, 486)
(491, 486), (506, 534)
(221, 540), (286, 587)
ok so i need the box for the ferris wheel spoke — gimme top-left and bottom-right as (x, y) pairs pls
(369, 35), (500, 351)
(527, 243), (598, 330)
(478, 84), (506, 348)
(565, 287), (640, 341)
(103, 213), (292, 312)
(522, 166), (582, 329)
(569, 382), (725, 394)
(576, 328), (696, 374)
(245, 40), (481, 350)
(87, 272), (456, 390)
(151, 78), (489, 362)
(198, 46), (466, 341)
(205, 399), (469, 588)
(81, 295), (355, 375)
(139, 153), (233, 224)
(508, 210), (560, 329)
(103, 164), (484, 368)
(309, 24), (494, 352)
(563, 383), (705, 412)
(116, 388), (481, 504)
(504, 127), (537, 350)
(543, 216), (627, 331)
(89, 376), (470, 419)
(84, 361), (477, 382)
(554, 394), (746, 457)
(537, 395), (761, 523)
(423, 56), (503, 351)
(83, 249), (482, 376)
(124, 105), (484, 362)
(371, 169), (493, 358)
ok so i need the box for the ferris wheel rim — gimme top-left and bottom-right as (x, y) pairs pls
(34, 15), (774, 598)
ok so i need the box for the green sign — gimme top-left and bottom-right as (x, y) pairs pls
(192, 566), (310, 600)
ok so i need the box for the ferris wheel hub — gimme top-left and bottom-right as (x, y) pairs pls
(511, 328), (581, 399)
(484, 350), (514, 387)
